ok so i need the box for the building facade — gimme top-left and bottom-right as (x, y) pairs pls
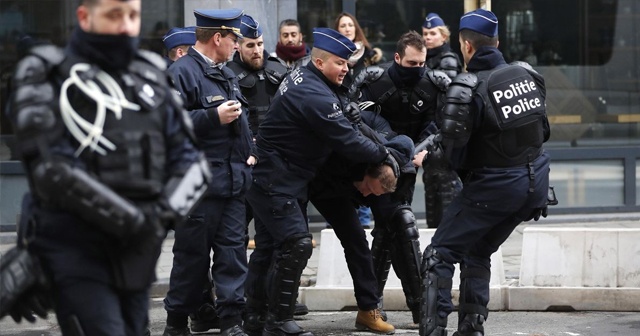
(1, 0), (639, 228)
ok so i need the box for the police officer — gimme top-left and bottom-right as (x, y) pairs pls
(246, 28), (399, 336)
(162, 26), (196, 66)
(354, 30), (450, 323)
(2, 0), (210, 334)
(422, 13), (462, 78)
(419, 13), (465, 227)
(162, 8), (253, 336)
(419, 9), (551, 336)
(227, 15), (288, 147)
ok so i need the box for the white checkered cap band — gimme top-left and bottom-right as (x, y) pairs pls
(163, 30), (195, 42)
(461, 12), (498, 24)
(313, 31), (357, 53)
(241, 20), (259, 31)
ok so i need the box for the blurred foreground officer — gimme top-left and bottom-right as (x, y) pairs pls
(2, 0), (210, 335)
(418, 9), (551, 336)
(163, 8), (254, 336)
(162, 26), (196, 65)
(246, 28), (397, 336)
(422, 13), (462, 78)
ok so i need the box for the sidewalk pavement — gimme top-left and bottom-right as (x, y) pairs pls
(2, 212), (640, 301)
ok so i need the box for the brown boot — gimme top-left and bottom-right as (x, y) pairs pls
(355, 309), (395, 334)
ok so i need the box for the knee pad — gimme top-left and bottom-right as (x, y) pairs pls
(279, 233), (313, 267)
(390, 205), (419, 242)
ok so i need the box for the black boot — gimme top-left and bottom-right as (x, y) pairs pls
(452, 313), (485, 336)
(263, 314), (314, 336)
(293, 301), (309, 316)
(244, 299), (267, 336)
(189, 302), (220, 332)
(221, 325), (248, 336)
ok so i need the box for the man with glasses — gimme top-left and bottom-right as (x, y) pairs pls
(162, 8), (255, 336)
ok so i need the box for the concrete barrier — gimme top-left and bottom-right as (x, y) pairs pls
(509, 227), (640, 311)
(300, 229), (506, 311)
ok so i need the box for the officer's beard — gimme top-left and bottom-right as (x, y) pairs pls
(242, 54), (264, 71)
(69, 26), (139, 72)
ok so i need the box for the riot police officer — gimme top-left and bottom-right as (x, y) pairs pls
(420, 13), (464, 227)
(422, 13), (462, 78)
(162, 8), (254, 336)
(2, 0), (210, 334)
(355, 31), (451, 323)
(419, 9), (551, 336)
(227, 15), (288, 137)
(246, 28), (399, 336)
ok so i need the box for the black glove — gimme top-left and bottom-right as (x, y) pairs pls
(423, 135), (450, 172)
(0, 247), (52, 323)
(528, 207), (548, 221)
(344, 102), (362, 125)
(8, 288), (51, 323)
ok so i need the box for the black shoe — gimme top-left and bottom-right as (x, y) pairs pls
(244, 312), (265, 336)
(162, 325), (192, 336)
(189, 302), (220, 332)
(145, 328), (151, 336)
(293, 302), (309, 316)
(221, 325), (248, 336)
(411, 308), (420, 324)
(263, 319), (314, 336)
(452, 313), (485, 336)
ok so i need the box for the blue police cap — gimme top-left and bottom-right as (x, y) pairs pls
(423, 13), (445, 29)
(194, 8), (244, 38)
(459, 8), (498, 37)
(240, 14), (262, 39)
(162, 26), (196, 50)
(312, 27), (356, 60)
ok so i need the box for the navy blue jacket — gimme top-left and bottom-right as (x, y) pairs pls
(253, 62), (388, 198)
(453, 46), (550, 209)
(168, 47), (253, 197)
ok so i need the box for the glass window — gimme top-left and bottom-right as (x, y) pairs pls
(551, 160), (624, 207)
(636, 160), (640, 205)
(296, 0), (343, 47)
(0, 0), (184, 162)
(355, 0), (465, 60)
(492, 0), (640, 148)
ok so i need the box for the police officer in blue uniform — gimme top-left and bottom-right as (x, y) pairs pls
(419, 9), (551, 336)
(227, 14), (288, 137)
(420, 13), (464, 228)
(354, 31), (451, 323)
(422, 13), (462, 79)
(2, 0), (210, 334)
(162, 8), (253, 336)
(246, 28), (399, 336)
(162, 26), (196, 66)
